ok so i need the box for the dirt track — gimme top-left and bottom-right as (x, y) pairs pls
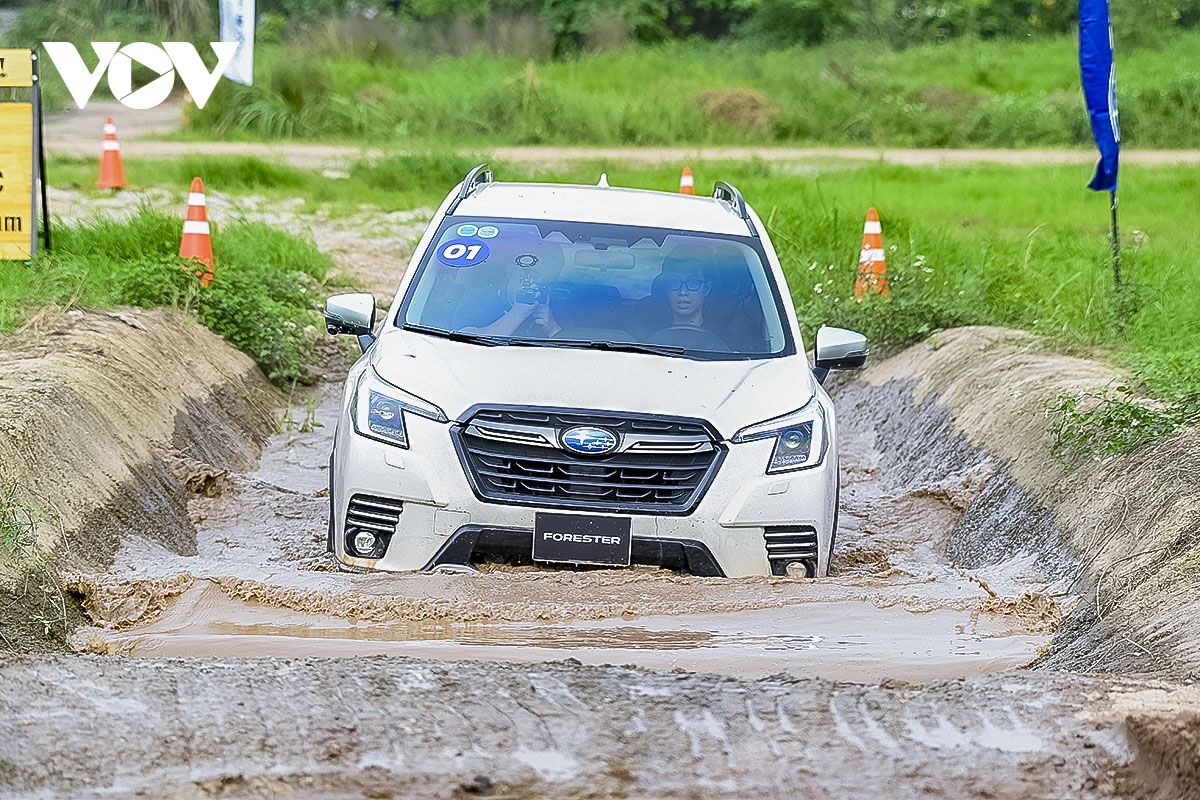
(43, 100), (1200, 169)
(6, 655), (1196, 799)
(3, 181), (1200, 797)
(2, 309), (1197, 797)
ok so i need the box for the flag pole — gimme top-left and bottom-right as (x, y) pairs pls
(1109, 190), (1121, 287)
(1080, 0), (1121, 291)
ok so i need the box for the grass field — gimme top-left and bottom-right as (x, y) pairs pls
(177, 34), (1200, 148)
(7, 151), (1198, 444)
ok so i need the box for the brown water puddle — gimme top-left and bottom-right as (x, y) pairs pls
(96, 580), (1047, 681)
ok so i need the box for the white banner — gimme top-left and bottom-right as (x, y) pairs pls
(219, 0), (254, 86)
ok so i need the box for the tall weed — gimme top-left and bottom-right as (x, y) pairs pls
(185, 34), (1200, 147)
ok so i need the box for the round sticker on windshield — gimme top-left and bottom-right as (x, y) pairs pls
(478, 225), (499, 239)
(456, 224), (479, 237)
(437, 239), (490, 267)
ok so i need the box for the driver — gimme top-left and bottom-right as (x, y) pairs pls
(663, 264), (712, 329)
(649, 244), (728, 350)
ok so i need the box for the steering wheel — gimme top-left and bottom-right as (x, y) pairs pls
(652, 325), (730, 350)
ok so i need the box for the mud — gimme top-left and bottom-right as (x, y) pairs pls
(56, 367), (1071, 688)
(79, 578), (1052, 681)
(9, 654), (1200, 799)
(8, 313), (1187, 796)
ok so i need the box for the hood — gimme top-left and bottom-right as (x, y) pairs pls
(370, 329), (815, 440)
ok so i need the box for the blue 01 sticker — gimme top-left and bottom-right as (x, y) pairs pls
(437, 239), (490, 267)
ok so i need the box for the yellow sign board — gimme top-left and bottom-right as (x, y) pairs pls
(0, 49), (34, 88)
(0, 103), (33, 260)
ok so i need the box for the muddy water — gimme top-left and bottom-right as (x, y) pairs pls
(93, 578), (1047, 680)
(74, 381), (1068, 682)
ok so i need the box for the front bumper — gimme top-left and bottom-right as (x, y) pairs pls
(331, 410), (839, 578)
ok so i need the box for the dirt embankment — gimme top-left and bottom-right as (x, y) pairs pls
(847, 327), (1200, 678)
(0, 309), (278, 650)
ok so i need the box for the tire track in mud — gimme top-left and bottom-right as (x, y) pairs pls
(0, 655), (1160, 799)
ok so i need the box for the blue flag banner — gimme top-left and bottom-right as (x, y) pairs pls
(219, 0), (255, 86)
(1079, 0), (1120, 192)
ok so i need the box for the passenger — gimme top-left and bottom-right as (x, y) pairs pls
(456, 250), (561, 338)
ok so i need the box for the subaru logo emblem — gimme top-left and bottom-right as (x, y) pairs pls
(561, 426), (619, 455)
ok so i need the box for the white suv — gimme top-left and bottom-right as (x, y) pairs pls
(324, 166), (867, 578)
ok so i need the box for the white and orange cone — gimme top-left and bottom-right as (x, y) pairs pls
(679, 165), (695, 195)
(179, 177), (214, 287)
(96, 116), (127, 189)
(854, 207), (889, 299)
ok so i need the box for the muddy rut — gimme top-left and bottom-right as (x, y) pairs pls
(63, 371), (1064, 684)
(4, 314), (1199, 799)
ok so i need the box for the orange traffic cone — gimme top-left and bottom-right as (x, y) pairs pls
(96, 116), (127, 189)
(179, 177), (214, 287)
(854, 208), (889, 299)
(679, 165), (695, 195)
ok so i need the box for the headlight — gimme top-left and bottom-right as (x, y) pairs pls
(731, 398), (827, 473)
(352, 369), (447, 449)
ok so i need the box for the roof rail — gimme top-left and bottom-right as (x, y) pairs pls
(712, 181), (758, 237)
(447, 163), (493, 215)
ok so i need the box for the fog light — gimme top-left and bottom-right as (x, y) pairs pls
(352, 529), (379, 557)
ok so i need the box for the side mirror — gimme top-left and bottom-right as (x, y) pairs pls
(325, 293), (377, 353)
(813, 326), (868, 385)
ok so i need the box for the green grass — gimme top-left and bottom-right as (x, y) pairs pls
(0, 483), (70, 647)
(534, 160), (1200, 379)
(0, 207), (335, 385)
(179, 34), (1200, 148)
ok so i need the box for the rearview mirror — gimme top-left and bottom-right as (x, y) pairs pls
(573, 250), (636, 269)
(813, 326), (868, 384)
(325, 293), (377, 352)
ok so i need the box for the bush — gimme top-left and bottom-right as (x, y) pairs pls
(13, 209), (333, 386)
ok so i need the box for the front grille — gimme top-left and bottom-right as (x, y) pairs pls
(764, 526), (818, 576)
(453, 408), (724, 514)
(346, 494), (404, 534)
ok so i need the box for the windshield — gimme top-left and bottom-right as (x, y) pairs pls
(397, 218), (792, 359)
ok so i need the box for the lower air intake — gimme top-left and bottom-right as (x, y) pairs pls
(346, 494), (404, 534)
(764, 525), (818, 576)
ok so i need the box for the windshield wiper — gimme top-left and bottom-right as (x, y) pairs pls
(402, 323), (511, 347)
(404, 326), (687, 357)
(532, 338), (687, 357)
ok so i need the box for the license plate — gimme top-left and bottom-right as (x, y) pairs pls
(532, 512), (632, 567)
